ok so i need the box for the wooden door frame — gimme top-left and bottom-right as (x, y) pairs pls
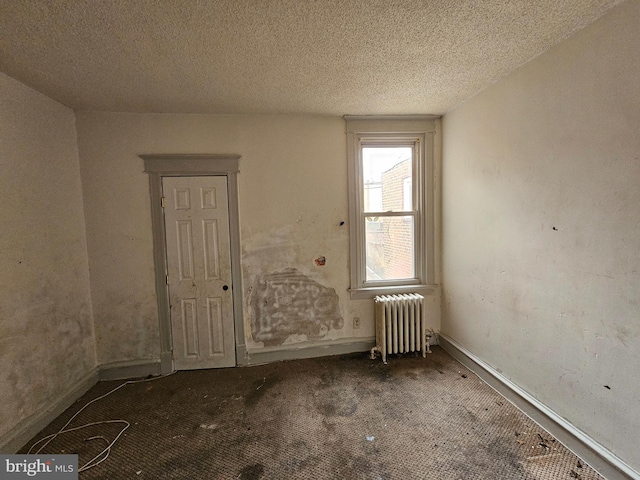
(141, 154), (246, 373)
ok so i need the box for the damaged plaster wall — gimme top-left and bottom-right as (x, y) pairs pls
(0, 73), (96, 444)
(442, 1), (640, 473)
(76, 113), (419, 362)
(250, 267), (343, 347)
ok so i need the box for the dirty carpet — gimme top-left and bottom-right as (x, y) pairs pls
(21, 347), (604, 479)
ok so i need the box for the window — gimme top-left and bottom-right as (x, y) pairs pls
(346, 116), (437, 298)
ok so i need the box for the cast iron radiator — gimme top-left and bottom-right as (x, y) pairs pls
(370, 294), (430, 363)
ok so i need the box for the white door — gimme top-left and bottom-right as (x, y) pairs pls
(162, 176), (235, 369)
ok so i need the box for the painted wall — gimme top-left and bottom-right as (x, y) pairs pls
(75, 113), (442, 364)
(442, 1), (640, 472)
(0, 73), (95, 442)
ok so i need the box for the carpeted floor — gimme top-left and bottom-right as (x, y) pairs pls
(21, 347), (604, 479)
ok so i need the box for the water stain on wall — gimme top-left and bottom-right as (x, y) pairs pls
(250, 267), (343, 346)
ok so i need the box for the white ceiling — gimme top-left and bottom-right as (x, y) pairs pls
(0, 0), (624, 116)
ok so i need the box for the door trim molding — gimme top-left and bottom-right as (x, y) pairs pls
(140, 154), (245, 372)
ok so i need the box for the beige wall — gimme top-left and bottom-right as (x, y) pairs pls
(75, 113), (441, 363)
(442, 1), (640, 472)
(0, 73), (95, 442)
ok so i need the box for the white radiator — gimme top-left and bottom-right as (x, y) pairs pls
(370, 294), (430, 363)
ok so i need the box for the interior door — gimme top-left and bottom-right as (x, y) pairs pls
(162, 176), (235, 369)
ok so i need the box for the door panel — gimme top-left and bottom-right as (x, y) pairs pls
(163, 176), (235, 369)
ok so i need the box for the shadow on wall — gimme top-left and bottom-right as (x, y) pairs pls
(250, 267), (343, 347)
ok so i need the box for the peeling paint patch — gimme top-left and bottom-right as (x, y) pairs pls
(250, 268), (343, 346)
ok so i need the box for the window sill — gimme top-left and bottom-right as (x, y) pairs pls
(348, 284), (438, 300)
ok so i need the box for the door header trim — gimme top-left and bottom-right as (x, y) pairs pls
(141, 154), (240, 175)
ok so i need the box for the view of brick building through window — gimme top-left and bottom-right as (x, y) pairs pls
(363, 147), (414, 281)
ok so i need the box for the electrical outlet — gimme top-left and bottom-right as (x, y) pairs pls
(353, 317), (360, 329)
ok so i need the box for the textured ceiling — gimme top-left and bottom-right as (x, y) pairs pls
(0, 0), (624, 115)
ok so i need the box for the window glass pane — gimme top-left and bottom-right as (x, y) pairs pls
(403, 177), (412, 210)
(362, 147), (412, 213)
(365, 215), (414, 281)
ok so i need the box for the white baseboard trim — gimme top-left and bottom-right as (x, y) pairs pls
(439, 334), (639, 480)
(245, 337), (376, 365)
(98, 358), (161, 381)
(0, 368), (98, 454)
(6, 338), (370, 453)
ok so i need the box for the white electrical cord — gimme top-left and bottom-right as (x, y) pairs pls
(28, 372), (174, 472)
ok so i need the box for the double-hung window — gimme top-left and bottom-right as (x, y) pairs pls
(346, 116), (437, 299)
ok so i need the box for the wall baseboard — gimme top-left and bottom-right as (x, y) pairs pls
(98, 358), (161, 381)
(0, 368), (98, 454)
(0, 338), (376, 453)
(245, 337), (376, 365)
(439, 334), (639, 480)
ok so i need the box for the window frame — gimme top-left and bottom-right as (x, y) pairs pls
(346, 116), (438, 299)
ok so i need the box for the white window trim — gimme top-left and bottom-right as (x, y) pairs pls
(345, 115), (438, 299)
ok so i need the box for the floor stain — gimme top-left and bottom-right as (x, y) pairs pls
(238, 463), (264, 480)
(20, 347), (604, 480)
(244, 375), (279, 407)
